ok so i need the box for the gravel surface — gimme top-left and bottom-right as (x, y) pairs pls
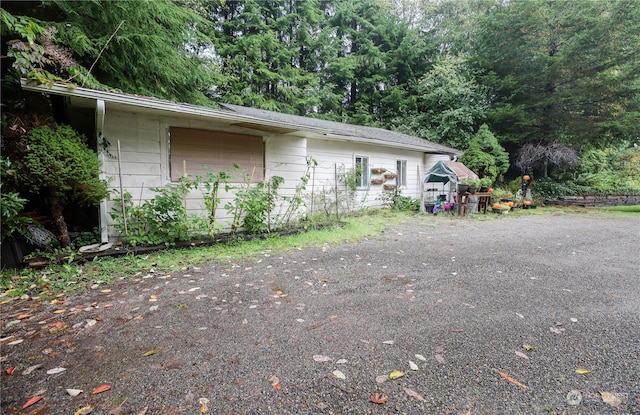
(2, 212), (639, 415)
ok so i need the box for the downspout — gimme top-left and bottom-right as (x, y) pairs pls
(96, 99), (109, 243)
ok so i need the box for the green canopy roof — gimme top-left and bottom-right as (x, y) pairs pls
(423, 160), (479, 185)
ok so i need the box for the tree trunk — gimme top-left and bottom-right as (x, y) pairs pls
(48, 194), (71, 247)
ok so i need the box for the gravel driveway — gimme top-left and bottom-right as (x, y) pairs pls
(2, 211), (639, 414)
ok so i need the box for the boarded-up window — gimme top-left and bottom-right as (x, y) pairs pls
(170, 127), (264, 182)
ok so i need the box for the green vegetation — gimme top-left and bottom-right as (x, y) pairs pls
(11, 125), (108, 247)
(0, 210), (398, 299)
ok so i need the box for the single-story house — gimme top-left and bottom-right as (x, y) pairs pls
(21, 80), (461, 242)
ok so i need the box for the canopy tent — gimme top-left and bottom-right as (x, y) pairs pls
(423, 160), (478, 185)
(421, 161), (479, 213)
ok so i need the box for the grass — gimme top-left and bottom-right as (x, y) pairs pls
(0, 210), (406, 301)
(1, 206), (635, 302)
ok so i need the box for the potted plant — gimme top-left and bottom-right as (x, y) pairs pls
(461, 178), (481, 194)
(479, 177), (493, 192)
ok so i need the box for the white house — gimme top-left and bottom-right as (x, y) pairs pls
(21, 80), (461, 242)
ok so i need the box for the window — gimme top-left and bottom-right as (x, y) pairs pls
(355, 156), (369, 187)
(397, 159), (407, 187)
(169, 127), (264, 182)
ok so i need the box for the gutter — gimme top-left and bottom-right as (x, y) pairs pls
(20, 79), (329, 135)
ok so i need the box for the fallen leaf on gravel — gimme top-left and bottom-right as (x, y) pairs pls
(549, 327), (564, 334)
(91, 384), (111, 394)
(313, 355), (331, 362)
(336, 359), (347, 364)
(389, 370), (405, 380)
(415, 354), (427, 361)
(74, 406), (93, 415)
(370, 393), (388, 404)
(522, 344), (534, 351)
(434, 354), (445, 364)
(515, 351), (529, 360)
(332, 370), (346, 379)
(409, 361), (419, 371)
(143, 350), (156, 357)
(66, 389), (83, 397)
(575, 367), (591, 374)
(17, 314), (31, 320)
(53, 309), (66, 314)
(600, 391), (622, 407)
(375, 374), (388, 383)
(269, 375), (282, 390)
(7, 339), (23, 345)
(198, 398), (209, 413)
(382, 340), (394, 345)
(46, 367), (67, 374)
(498, 371), (527, 389)
(23, 364), (43, 375)
(22, 395), (43, 408)
(566, 390), (583, 406)
(6, 366), (16, 375)
(402, 386), (425, 401)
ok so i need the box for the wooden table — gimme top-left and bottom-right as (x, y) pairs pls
(456, 192), (492, 216)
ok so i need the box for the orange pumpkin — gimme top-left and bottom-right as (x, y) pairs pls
(488, 187), (494, 193)
(493, 203), (501, 210)
(523, 175), (531, 181)
(524, 200), (532, 205)
(507, 201), (514, 207)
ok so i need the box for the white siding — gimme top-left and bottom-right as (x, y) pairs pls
(101, 109), (452, 241)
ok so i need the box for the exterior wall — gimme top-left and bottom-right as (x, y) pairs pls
(101, 108), (452, 241)
(102, 109), (309, 240)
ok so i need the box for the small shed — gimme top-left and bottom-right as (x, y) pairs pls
(422, 160), (479, 208)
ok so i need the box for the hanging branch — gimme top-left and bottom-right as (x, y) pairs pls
(80, 20), (126, 87)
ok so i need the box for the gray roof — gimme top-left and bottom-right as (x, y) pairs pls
(20, 80), (461, 156)
(219, 103), (461, 155)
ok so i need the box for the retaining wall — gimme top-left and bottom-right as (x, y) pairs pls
(544, 195), (640, 207)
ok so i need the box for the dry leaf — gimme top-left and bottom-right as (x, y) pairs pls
(402, 386), (425, 401)
(600, 391), (622, 407)
(66, 389), (83, 397)
(17, 314), (31, 320)
(498, 371), (527, 389)
(23, 364), (43, 375)
(434, 354), (445, 364)
(313, 355), (331, 362)
(47, 367), (67, 374)
(22, 395), (43, 409)
(7, 339), (23, 345)
(6, 366), (16, 375)
(522, 344), (534, 351)
(566, 390), (583, 406)
(415, 354), (427, 361)
(143, 350), (156, 357)
(198, 398), (209, 414)
(269, 375), (281, 390)
(332, 370), (346, 379)
(515, 351), (529, 360)
(409, 361), (419, 371)
(53, 309), (66, 314)
(92, 384), (111, 394)
(549, 327), (564, 334)
(370, 393), (388, 404)
(389, 370), (405, 380)
(375, 374), (388, 383)
(382, 340), (394, 345)
(100, 289), (111, 293)
(74, 406), (93, 415)
(336, 359), (347, 364)
(575, 367), (591, 374)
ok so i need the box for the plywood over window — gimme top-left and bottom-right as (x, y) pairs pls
(170, 127), (264, 182)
